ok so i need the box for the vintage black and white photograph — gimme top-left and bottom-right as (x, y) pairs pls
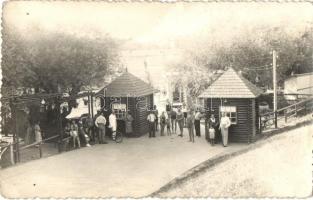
(0, 1), (312, 198)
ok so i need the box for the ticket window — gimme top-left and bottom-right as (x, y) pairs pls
(112, 103), (127, 119)
(219, 106), (237, 124)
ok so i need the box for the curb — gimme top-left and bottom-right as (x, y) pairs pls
(150, 118), (313, 197)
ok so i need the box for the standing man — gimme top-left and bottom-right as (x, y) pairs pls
(170, 108), (177, 134)
(186, 110), (195, 143)
(95, 113), (107, 144)
(182, 104), (188, 127)
(153, 105), (159, 132)
(176, 108), (184, 137)
(219, 113), (231, 147)
(194, 109), (203, 137)
(109, 110), (117, 141)
(147, 111), (156, 138)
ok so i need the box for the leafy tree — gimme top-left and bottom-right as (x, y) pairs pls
(2, 22), (121, 107)
(171, 24), (313, 95)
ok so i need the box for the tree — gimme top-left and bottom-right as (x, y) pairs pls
(176, 24), (313, 89)
(2, 22), (121, 107)
(168, 57), (211, 105)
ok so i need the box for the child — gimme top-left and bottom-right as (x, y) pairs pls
(209, 125), (215, 146)
(70, 120), (81, 148)
(165, 112), (171, 136)
(160, 112), (166, 136)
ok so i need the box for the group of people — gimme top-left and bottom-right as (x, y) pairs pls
(63, 103), (232, 148)
(64, 110), (120, 148)
(147, 104), (232, 147)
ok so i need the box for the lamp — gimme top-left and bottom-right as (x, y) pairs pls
(40, 99), (46, 112)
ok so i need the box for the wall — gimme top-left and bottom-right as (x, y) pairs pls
(206, 98), (256, 143)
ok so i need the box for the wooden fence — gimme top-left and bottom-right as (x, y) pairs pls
(259, 97), (313, 133)
(1, 134), (61, 166)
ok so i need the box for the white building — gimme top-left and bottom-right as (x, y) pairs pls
(284, 72), (313, 101)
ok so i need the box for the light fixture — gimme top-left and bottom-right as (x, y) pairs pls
(40, 99), (46, 112)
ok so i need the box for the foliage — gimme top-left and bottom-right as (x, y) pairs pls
(170, 24), (313, 97)
(2, 22), (121, 97)
(168, 58), (211, 104)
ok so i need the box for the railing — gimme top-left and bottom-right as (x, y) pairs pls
(1, 135), (60, 165)
(0, 143), (15, 167)
(259, 97), (313, 133)
(19, 135), (60, 159)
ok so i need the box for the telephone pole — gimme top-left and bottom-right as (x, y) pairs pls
(273, 50), (278, 128)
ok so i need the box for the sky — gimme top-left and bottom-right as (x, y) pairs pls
(3, 1), (313, 85)
(4, 2), (313, 43)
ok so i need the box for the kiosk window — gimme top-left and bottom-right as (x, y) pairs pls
(220, 106), (237, 124)
(112, 103), (127, 119)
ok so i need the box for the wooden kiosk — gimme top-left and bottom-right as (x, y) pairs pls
(199, 68), (263, 143)
(97, 71), (155, 137)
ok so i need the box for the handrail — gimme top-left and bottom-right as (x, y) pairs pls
(20, 135), (59, 150)
(0, 146), (9, 159)
(259, 97), (313, 133)
(276, 97), (313, 113)
(261, 97), (313, 117)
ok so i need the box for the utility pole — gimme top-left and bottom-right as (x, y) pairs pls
(273, 50), (278, 128)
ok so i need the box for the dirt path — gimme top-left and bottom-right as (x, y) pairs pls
(0, 126), (244, 198)
(156, 124), (312, 198)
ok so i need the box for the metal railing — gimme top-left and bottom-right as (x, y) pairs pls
(259, 97), (313, 133)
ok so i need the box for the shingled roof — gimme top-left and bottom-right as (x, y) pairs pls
(199, 68), (263, 98)
(99, 71), (155, 97)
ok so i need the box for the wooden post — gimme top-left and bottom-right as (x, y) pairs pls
(251, 99), (256, 142)
(304, 102), (307, 115)
(274, 111), (278, 129)
(39, 143), (42, 158)
(90, 93), (94, 118)
(284, 109), (287, 123)
(259, 115), (263, 134)
(273, 50), (277, 111)
(10, 144), (15, 165)
(295, 104), (297, 117)
(57, 97), (63, 153)
(11, 99), (20, 163)
(87, 94), (91, 116)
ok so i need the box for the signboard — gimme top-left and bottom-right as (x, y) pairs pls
(112, 103), (126, 110)
(220, 106), (236, 112)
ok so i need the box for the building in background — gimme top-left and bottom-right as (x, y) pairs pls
(284, 72), (313, 101)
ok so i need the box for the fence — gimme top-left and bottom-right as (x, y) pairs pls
(259, 97), (313, 133)
(0, 135), (61, 167)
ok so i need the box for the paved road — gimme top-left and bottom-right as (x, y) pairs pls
(0, 127), (244, 198)
(157, 124), (313, 198)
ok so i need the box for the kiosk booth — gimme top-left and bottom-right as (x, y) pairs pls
(97, 71), (156, 137)
(199, 68), (263, 143)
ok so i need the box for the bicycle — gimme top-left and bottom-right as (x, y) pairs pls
(113, 131), (123, 143)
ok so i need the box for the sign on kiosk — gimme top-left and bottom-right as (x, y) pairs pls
(112, 103), (126, 110)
